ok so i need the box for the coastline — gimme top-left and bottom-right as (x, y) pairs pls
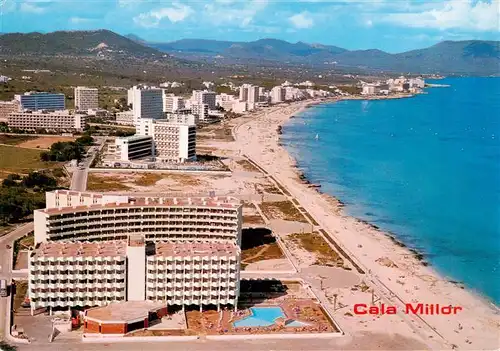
(233, 97), (500, 350)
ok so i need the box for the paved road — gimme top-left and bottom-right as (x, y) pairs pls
(0, 223), (34, 342)
(70, 138), (106, 191)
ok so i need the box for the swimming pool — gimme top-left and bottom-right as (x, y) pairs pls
(233, 307), (309, 328)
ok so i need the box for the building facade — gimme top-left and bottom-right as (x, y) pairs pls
(114, 135), (154, 161)
(115, 111), (134, 126)
(34, 191), (242, 244)
(29, 191), (243, 312)
(138, 118), (196, 163)
(163, 94), (185, 113)
(0, 100), (20, 123)
(127, 86), (163, 127)
(191, 103), (209, 122)
(192, 90), (216, 110)
(7, 110), (86, 132)
(75, 87), (98, 111)
(14, 92), (65, 111)
(271, 86), (286, 104)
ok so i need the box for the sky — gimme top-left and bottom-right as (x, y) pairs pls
(0, 0), (499, 52)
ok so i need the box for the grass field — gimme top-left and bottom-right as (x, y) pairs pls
(0, 145), (58, 173)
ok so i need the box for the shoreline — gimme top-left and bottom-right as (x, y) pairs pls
(284, 97), (499, 307)
(233, 97), (500, 350)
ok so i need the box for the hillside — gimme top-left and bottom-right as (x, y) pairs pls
(0, 30), (164, 58)
(146, 38), (500, 75)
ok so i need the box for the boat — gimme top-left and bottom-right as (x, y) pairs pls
(315, 133), (319, 140)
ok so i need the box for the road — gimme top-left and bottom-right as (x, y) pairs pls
(0, 223), (34, 343)
(70, 138), (106, 191)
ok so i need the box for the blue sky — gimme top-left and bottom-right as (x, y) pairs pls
(1, 0), (499, 52)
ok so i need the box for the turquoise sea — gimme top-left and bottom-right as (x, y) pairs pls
(281, 78), (500, 304)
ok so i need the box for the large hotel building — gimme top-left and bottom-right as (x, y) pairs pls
(7, 110), (86, 132)
(29, 190), (242, 313)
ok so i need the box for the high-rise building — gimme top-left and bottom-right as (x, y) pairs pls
(247, 85), (259, 104)
(191, 103), (209, 122)
(163, 94), (185, 113)
(14, 92), (65, 111)
(29, 190), (243, 313)
(127, 86), (163, 127)
(271, 86), (286, 104)
(74, 87), (98, 111)
(192, 90), (216, 110)
(138, 118), (196, 163)
(7, 110), (86, 132)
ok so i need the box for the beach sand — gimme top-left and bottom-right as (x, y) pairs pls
(232, 99), (500, 350)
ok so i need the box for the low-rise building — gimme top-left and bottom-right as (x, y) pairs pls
(7, 110), (86, 132)
(115, 111), (134, 126)
(114, 135), (154, 162)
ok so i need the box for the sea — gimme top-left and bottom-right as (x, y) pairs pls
(281, 77), (500, 305)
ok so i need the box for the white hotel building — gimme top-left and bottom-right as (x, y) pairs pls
(127, 86), (163, 127)
(7, 110), (86, 132)
(138, 118), (196, 163)
(74, 86), (98, 111)
(29, 190), (243, 313)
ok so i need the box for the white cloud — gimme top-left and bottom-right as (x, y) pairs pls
(134, 3), (193, 28)
(382, 0), (500, 32)
(69, 17), (94, 24)
(204, 0), (268, 27)
(289, 12), (314, 29)
(19, 2), (46, 13)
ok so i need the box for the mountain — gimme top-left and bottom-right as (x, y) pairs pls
(125, 33), (147, 45)
(150, 38), (346, 61)
(146, 37), (499, 75)
(0, 30), (164, 58)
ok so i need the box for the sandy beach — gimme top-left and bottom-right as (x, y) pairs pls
(232, 99), (500, 350)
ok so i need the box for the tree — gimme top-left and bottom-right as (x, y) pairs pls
(22, 172), (57, 191)
(40, 151), (50, 161)
(76, 134), (94, 146)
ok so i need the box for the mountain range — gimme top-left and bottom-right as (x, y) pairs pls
(142, 37), (500, 75)
(0, 30), (497, 75)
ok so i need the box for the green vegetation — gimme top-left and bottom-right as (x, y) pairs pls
(259, 201), (307, 222)
(40, 134), (93, 162)
(0, 341), (17, 351)
(0, 171), (59, 225)
(0, 145), (59, 173)
(0, 134), (36, 146)
(288, 232), (344, 267)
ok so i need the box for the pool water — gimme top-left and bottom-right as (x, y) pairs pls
(233, 307), (308, 328)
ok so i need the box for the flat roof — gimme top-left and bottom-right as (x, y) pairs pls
(32, 240), (127, 259)
(42, 194), (241, 216)
(116, 134), (153, 141)
(53, 190), (104, 198)
(154, 241), (239, 258)
(85, 301), (166, 324)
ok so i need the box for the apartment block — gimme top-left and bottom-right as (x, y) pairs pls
(191, 103), (209, 122)
(29, 191), (243, 312)
(114, 135), (154, 161)
(163, 94), (185, 113)
(138, 118), (196, 163)
(75, 87), (98, 111)
(115, 111), (134, 126)
(0, 100), (20, 123)
(7, 110), (86, 132)
(271, 86), (286, 104)
(192, 90), (216, 110)
(34, 190), (243, 245)
(127, 86), (163, 127)
(29, 240), (127, 310)
(14, 92), (65, 111)
(146, 241), (240, 308)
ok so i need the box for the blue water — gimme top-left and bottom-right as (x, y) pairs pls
(234, 307), (286, 327)
(282, 77), (500, 304)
